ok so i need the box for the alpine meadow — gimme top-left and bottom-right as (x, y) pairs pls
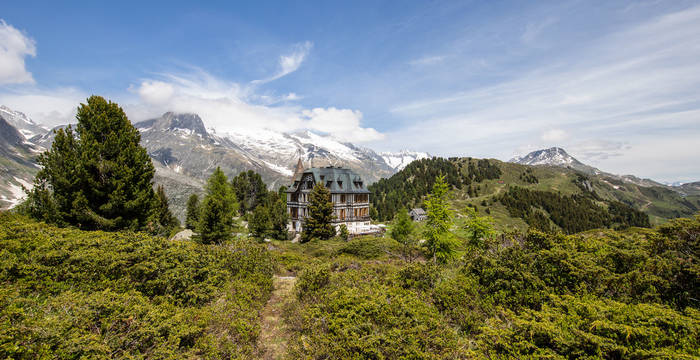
(1, 2), (700, 359)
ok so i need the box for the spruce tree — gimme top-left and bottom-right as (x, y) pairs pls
(423, 175), (457, 263)
(27, 96), (156, 230)
(301, 182), (335, 243)
(185, 194), (200, 230)
(267, 193), (289, 240)
(463, 206), (495, 249)
(196, 167), (238, 244)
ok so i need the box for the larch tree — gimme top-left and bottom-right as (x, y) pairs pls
(301, 182), (335, 243)
(423, 175), (458, 263)
(391, 208), (416, 261)
(25, 96), (157, 231)
(196, 167), (238, 244)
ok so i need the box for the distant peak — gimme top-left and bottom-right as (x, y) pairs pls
(145, 112), (208, 137)
(509, 147), (600, 175)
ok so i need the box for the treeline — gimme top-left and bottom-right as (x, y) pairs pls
(498, 186), (650, 233)
(369, 157), (501, 221)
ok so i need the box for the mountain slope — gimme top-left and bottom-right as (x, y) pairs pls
(371, 157), (699, 230)
(510, 147), (600, 175)
(380, 150), (431, 171)
(0, 113), (43, 208)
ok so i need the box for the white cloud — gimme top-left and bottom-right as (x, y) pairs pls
(130, 68), (382, 143)
(380, 5), (700, 181)
(252, 41), (313, 84)
(541, 128), (567, 142)
(0, 20), (36, 84)
(0, 87), (86, 126)
(136, 80), (174, 105)
(521, 17), (558, 45)
(408, 55), (446, 66)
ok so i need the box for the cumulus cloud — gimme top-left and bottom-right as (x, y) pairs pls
(252, 41), (313, 84)
(0, 19), (36, 84)
(130, 68), (383, 142)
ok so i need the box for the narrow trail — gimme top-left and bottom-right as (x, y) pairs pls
(258, 275), (297, 360)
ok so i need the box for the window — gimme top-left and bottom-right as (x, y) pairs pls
(337, 181), (343, 189)
(340, 194), (346, 203)
(326, 181), (332, 188)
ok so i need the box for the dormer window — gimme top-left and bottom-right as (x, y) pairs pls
(326, 181), (332, 188)
(337, 181), (343, 189)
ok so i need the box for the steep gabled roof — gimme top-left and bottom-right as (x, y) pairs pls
(289, 166), (370, 194)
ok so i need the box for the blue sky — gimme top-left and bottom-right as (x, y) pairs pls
(1, 0), (699, 182)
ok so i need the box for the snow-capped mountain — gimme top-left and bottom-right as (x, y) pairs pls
(0, 108), (45, 209)
(509, 147), (669, 188)
(0, 105), (49, 140)
(509, 147), (600, 175)
(380, 150), (431, 171)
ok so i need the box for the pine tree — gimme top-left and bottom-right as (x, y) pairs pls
(26, 96), (156, 230)
(423, 175), (457, 263)
(149, 185), (179, 236)
(196, 167), (238, 244)
(249, 204), (271, 239)
(301, 182), (335, 243)
(267, 193), (289, 240)
(391, 208), (416, 261)
(185, 194), (200, 230)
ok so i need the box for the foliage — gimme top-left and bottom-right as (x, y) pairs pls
(423, 175), (456, 262)
(287, 265), (463, 359)
(477, 295), (700, 359)
(369, 157), (501, 221)
(148, 184), (180, 236)
(295, 264), (331, 300)
(231, 170), (267, 215)
(498, 186), (650, 233)
(463, 206), (496, 248)
(195, 167), (238, 244)
(390, 208), (417, 260)
(301, 182), (335, 243)
(249, 203), (272, 239)
(0, 213), (273, 359)
(338, 224), (349, 241)
(185, 193), (200, 230)
(24, 96), (158, 231)
(335, 237), (401, 259)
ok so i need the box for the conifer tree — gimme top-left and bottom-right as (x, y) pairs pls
(301, 182), (335, 243)
(196, 167), (237, 244)
(185, 194), (200, 230)
(149, 185), (179, 235)
(391, 208), (416, 261)
(26, 96), (156, 230)
(463, 206), (495, 249)
(267, 194), (289, 240)
(423, 175), (457, 263)
(338, 224), (349, 241)
(249, 204), (271, 239)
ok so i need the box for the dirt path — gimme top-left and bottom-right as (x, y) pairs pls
(257, 275), (296, 360)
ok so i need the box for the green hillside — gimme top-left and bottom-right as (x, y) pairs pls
(369, 157), (699, 230)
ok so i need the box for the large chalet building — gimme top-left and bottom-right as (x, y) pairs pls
(286, 162), (371, 234)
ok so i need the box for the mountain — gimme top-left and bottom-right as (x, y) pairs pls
(0, 105), (49, 140)
(510, 147), (668, 188)
(132, 112), (400, 219)
(509, 147), (600, 175)
(0, 111), (44, 209)
(372, 156), (700, 230)
(380, 150), (431, 171)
